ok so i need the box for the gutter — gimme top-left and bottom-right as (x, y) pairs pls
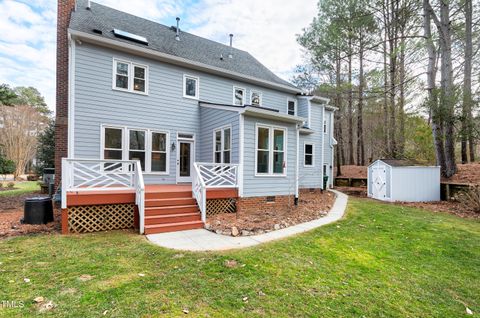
(69, 29), (303, 94)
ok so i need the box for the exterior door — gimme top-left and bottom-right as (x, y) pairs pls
(372, 165), (387, 199)
(177, 140), (194, 183)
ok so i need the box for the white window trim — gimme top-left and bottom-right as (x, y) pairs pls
(254, 123), (287, 177)
(212, 125), (232, 163)
(287, 98), (297, 116)
(183, 74), (200, 99)
(250, 90), (263, 106)
(303, 142), (315, 167)
(232, 86), (246, 106)
(112, 58), (149, 95)
(100, 124), (170, 175)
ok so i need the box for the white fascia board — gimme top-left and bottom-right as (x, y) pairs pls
(241, 107), (306, 124)
(69, 29), (302, 94)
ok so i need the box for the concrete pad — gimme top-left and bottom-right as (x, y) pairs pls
(147, 190), (348, 251)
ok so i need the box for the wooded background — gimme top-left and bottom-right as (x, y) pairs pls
(295, 0), (479, 178)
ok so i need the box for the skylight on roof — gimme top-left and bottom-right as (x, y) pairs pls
(113, 29), (148, 45)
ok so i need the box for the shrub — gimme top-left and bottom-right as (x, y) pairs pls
(457, 185), (480, 213)
(6, 182), (15, 189)
(0, 182), (3, 188)
(0, 155), (15, 180)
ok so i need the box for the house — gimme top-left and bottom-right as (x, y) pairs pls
(55, 0), (337, 235)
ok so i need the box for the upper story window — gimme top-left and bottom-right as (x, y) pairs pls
(233, 87), (246, 106)
(214, 126), (231, 163)
(251, 90), (262, 106)
(323, 119), (328, 134)
(183, 74), (199, 99)
(287, 99), (296, 116)
(256, 125), (286, 176)
(304, 143), (314, 167)
(113, 59), (148, 94)
(102, 126), (169, 174)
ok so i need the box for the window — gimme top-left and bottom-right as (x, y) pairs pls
(214, 126), (231, 163)
(128, 129), (146, 171)
(101, 126), (169, 174)
(304, 143), (314, 167)
(151, 132), (167, 172)
(183, 74), (199, 99)
(323, 164), (328, 176)
(256, 125), (286, 175)
(323, 119), (328, 134)
(287, 99), (296, 116)
(233, 87), (246, 106)
(113, 59), (148, 94)
(250, 90), (262, 106)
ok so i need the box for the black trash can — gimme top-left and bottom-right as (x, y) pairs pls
(24, 197), (54, 224)
(323, 176), (329, 189)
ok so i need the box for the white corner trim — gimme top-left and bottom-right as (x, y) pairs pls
(67, 34), (75, 158)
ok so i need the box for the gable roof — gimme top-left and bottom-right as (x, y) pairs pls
(69, 0), (300, 93)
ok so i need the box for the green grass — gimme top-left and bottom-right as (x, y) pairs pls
(0, 198), (479, 317)
(0, 181), (40, 197)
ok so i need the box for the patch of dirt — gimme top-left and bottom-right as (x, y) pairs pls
(397, 200), (480, 219)
(207, 191), (336, 236)
(335, 186), (367, 197)
(335, 165), (368, 179)
(0, 192), (61, 238)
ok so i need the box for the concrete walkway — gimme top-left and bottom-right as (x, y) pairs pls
(147, 189), (348, 251)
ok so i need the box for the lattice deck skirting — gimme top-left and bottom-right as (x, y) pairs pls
(67, 204), (135, 233)
(206, 198), (237, 217)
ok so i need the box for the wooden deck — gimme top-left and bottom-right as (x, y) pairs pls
(66, 184), (237, 207)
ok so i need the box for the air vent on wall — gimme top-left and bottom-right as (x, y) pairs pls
(113, 29), (148, 45)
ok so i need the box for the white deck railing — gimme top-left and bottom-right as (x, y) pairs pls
(192, 162), (239, 222)
(61, 158), (146, 234)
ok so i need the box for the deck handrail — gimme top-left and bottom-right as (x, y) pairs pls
(61, 158), (145, 234)
(192, 162), (239, 222)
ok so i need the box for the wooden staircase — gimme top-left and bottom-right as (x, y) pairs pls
(143, 186), (204, 235)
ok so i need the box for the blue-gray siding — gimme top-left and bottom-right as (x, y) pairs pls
(323, 110), (334, 186)
(242, 116), (297, 197)
(298, 102), (324, 188)
(199, 107), (239, 163)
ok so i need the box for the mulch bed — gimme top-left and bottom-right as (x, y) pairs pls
(0, 192), (61, 239)
(206, 191), (336, 236)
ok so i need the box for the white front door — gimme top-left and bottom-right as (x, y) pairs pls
(177, 140), (194, 183)
(372, 165), (387, 199)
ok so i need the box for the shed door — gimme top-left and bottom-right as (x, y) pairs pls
(372, 165), (387, 199)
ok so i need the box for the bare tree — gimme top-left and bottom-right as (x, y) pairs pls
(461, 0), (474, 163)
(0, 105), (46, 179)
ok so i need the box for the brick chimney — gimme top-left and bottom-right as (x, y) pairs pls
(55, 0), (76, 190)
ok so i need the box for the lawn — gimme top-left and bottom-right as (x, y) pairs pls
(0, 182), (40, 197)
(0, 198), (479, 317)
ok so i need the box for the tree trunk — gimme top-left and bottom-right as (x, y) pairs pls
(357, 36), (365, 166)
(398, 25), (406, 157)
(335, 49), (343, 176)
(388, 0), (398, 158)
(382, 3), (390, 157)
(463, 0), (474, 162)
(423, 0), (446, 174)
(347, 35), (354, 165)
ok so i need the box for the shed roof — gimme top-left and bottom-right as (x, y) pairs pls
(371, 159), (437, 167)
(70, 0), (299, 92)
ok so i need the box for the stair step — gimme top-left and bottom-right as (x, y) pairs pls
(145, 197), (196, 207)
(145, 212), (201, 225)
(144, 220), (204, 234)
(145, 190), (192, 200)
(145, 205), (199, 216)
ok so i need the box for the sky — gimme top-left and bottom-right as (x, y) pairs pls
(0, 0), (318, 112)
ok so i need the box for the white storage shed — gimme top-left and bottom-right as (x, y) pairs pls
(368, 159), (440, 202)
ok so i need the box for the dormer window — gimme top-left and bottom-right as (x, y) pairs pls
(113, 58), (148, 94)
(183, 74), (199, 99)
(287, 99), (296, 116)
(251, 90), (262, 106)
(233, 86), (246, 106)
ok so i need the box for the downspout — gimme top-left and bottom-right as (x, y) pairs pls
(67, 33), (75, 158)
(295, 123), (299, 205)
(238, 114), (244, 197)
(321, 104), (325, 190)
